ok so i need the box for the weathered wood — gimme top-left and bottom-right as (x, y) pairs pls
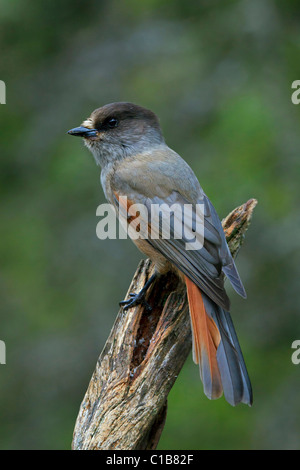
(72, 198), (257, 450)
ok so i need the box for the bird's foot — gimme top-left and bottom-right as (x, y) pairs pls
(119, 273), (157, 312)
(119, 291), (152, 312)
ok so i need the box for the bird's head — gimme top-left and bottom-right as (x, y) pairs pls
(67, 102), (164, 166)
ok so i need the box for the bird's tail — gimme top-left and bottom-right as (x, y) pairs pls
(185, 276), (252, 406)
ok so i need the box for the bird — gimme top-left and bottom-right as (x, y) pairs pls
(67, 102), (253, 406)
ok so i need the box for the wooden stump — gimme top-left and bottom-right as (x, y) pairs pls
(72, 198), (257, 450)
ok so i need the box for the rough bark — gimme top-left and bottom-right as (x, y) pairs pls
(72, 198), (257, 450)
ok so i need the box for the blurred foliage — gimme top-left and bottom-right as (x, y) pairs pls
(0, 0), (300, 450)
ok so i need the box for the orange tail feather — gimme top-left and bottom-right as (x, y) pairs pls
(185, 275), (223, 400)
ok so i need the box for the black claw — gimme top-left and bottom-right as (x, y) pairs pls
(119, 273), (157, 312)
(119, 292), (152, 312)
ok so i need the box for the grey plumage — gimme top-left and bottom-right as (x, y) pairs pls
(68, 101), (252, 407)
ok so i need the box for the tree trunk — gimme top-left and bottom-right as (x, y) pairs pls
(72, 198), (257, 450)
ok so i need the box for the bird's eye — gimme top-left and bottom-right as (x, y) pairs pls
(107, 118), (118, 128)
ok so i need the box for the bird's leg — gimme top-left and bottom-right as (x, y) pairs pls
(119, 273), (157, 311)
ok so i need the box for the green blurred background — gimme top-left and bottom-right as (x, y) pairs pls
(0, 0), (300, 450)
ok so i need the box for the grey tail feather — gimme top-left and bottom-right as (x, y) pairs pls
(203, 294), (253, 406)
(222, 260), (247, 299)
(203, 194), (247, 300)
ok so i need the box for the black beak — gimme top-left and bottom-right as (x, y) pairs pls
(67, 126), (98, 137)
